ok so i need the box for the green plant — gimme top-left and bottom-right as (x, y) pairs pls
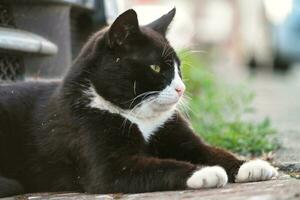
(178, 50), (279, 156)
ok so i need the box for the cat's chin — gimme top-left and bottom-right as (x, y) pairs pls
(155, 99), (179, 109)
(153, 101), (179, 113)
(158, 101), (177, 107)
(156, 96), (181, 107)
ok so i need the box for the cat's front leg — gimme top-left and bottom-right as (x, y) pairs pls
(235, 159), (278, 183)
(195, 145), (279, 183)
(82, 156), (229, 193)
(150, 114), (278, 183)
(184, 143), (278, 183)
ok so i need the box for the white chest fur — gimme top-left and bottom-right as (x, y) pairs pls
(122, 109), (175, 141)
(85, 85), (175, 142)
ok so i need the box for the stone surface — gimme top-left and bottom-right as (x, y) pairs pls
(3, 175), (299, 200)
(213, 63), (300, 163)
(276, 162), (300, 173)
(249, 68), (300, 163)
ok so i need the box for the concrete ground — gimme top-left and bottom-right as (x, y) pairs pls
(249, 68), (300, 163)
(3, 174), (299, 200)
(213, 60), (300, 163)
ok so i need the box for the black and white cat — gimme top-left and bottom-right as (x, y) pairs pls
(0, 8), (277, 197)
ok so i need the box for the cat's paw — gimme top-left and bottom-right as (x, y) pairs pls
(187, 166), (228, 189)
(235, 159), (278, 183)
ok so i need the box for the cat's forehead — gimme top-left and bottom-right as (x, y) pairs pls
(130, 46), (177, 66)
(132, 28), (177, 61)
(142, 27), (171, 49)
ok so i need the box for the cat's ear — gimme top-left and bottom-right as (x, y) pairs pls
(146, 8), (176, 36)
(108, 9), (140, 48)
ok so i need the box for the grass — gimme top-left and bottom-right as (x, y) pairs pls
(178, 50), (279, 156)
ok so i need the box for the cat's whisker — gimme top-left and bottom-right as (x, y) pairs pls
(183, 93), (192, 99)
(181, 63), (194, 68)
(128, 91), (159, 109)
(164, 44), (168, 57)
(121, 90), (159, 107)
(82, 69), (93, 75)
(127, 121), (134, 136)
(165, 58), (173, 64)
(121, 118), (129, 133)
(129, 97), (156, 119)
(184, 91), (194, 99)
(162, 42), (172, 58)
(181, 60), (194, 64)
(129, 95), (154, 113)
(180, 50), (206, 55)
(161, 42), (168, 58)
(164, 47), (174, 60)
(133, 81), (137, 96)
(133, 97), (157, 119)
(177, 102), (191, 120)
(162, 45), (171, 57)
(180, 101), (192, 112)
(181, 100), (198, 117)
(179, 49), (207, 58)
(178, 100), (192, 116)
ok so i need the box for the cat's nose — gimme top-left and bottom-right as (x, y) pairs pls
(175, 86), (185, 96)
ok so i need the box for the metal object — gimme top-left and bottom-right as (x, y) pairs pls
(0, 27), (58, 55)
(0, 54), (24, 81)
(0, 4), (15, 28)
(0, 4), (25, 81)
(0, 0), (95, 10)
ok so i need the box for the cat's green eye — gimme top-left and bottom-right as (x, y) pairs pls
(150, 65), (161, 73)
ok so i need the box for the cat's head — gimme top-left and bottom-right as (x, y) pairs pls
(80, 8), (185, 119)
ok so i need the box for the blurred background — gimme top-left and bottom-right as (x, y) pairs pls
(0, 0), (299, 159)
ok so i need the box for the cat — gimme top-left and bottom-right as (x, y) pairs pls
(0, 8), (278, 197)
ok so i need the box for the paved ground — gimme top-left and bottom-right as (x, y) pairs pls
(249, 68), (300, 163)
(3, 174), (299, 200)
(213, 60), (300, 163)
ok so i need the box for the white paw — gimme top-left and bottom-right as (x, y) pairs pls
(187, 166), (228, 189)
(235, 160), (278, 183)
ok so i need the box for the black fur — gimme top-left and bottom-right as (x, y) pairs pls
(0, 9), (244, 197)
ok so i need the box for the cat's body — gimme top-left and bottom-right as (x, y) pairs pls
(0, 9), (277, 197)
(0, 80), (239, 194)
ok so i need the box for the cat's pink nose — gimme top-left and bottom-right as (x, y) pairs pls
(175, 86), (185, 96)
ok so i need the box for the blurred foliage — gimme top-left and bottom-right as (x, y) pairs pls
(178, 50), (279, 156)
